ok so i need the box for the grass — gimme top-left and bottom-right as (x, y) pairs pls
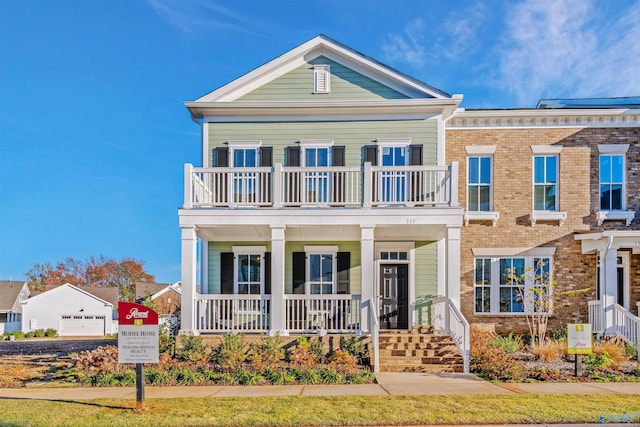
(0, 394), (638, 426)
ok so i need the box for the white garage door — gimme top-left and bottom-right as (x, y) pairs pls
(59, 315), (106, 336)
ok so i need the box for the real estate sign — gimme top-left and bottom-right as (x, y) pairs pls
(567, 323), (592, 355)
(118, 302), (159, 364)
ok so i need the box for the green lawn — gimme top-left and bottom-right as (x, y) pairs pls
(0, 394), (638, 426)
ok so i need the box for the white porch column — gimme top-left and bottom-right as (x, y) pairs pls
(446, 227), (461, 308)
(270, 226), (286, 335)
(601, 247), (618, 336)
(200, 238), (208, 294)
(180, 226), (197, 335)
(360, 225), (375, 333)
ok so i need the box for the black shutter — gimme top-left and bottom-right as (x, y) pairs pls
(364, 145), (378, 166)
(337, 252), (350, 294)
(292, 252), (305, 294)
(264, 252), (271, 294)
(409, 144), (423, 166)
(260, 147), (273, 167)
(220, 252), (234, 294)
(332, 146), (345, 167)
(216, 147), (229, 167)
(286, 146), (300, 167)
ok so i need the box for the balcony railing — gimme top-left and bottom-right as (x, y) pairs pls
(195, 294), (272, 333)
(184, 162), (458, 209)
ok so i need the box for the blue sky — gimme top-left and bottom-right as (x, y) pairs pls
(1, 0), (639, 283)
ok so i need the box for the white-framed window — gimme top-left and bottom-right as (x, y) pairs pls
(300, 140), (333, 203)
(228, 141), (261, 204)
(377, 138), (411, 203)
(304, 246), (337, 294)
(600, 154), (625, 210)
(232, 246), (265, 295)
(472, 250), (553, 314)
(468, 156), (492, 212)
(313, 65), (330, 93)
(533, 155), (558, 211)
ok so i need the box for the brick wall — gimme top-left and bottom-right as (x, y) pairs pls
(447, 127), (640, 334)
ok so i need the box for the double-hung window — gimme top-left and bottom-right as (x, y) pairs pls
(530, 146), (565, 226)
(378, 139), (411, 203)
(597, 144), (634, 226)
(600, 154), (624, 210)
(533, 155), (558, 211)
(468, 156), (492, 211)
(473, 249), (554, 314)
(464, 146), (498, 226)
(232, 246), (266, 315)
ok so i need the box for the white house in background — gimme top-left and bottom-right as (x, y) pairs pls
(21, 284), (119, 336)
(0, 281), (30, 334)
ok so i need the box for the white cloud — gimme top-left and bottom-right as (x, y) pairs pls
(498, 0), (640, 105)
(146, 0), (259, 35)
(439, 4), (487, 60)
(382, 19), (427, 67)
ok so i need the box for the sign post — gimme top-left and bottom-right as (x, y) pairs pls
(567, 323), (592, 376)
(118, 302), (159, 411)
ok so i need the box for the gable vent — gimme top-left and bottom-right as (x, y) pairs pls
(313, 65), (330, 93)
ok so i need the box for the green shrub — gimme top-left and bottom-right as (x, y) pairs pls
(175, 366), (205, 385)
(176, 335), (209, 364)
(25, 331), (36, 338)
(90, 372), (118, 387)
(327, 349), (358, 374)
(210, 333), (247, 372)
(11, 331), (25, 340)
(264, 368), (296, 385)
(289, 337), (320, 369)
(291, 367), (321, 384)
(233, 367), (264, 385)
(550, 327), (568, 341)
(44, 328), (57, 337)
(115, 370), (136, 386)
(34, 329), (46, 338)
(145, 367), (172, 385)
(470, 327), (528, 381)
(319, 367), (342, 384)
(248, 334), (284, 373)
(339, 334), (369, 365)
(490, 332), (524, 354)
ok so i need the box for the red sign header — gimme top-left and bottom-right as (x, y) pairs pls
(118, 302), (159, 325)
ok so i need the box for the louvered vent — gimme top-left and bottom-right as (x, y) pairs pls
(313, 65), (330, 93)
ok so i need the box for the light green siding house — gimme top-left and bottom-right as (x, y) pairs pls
(180, 35), (466, 371)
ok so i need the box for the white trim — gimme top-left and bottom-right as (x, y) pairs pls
(597, 144), (630, 154)
(464, 211), (499, 226)
(597, 210), (636, 227)
(531, 211), (567, 226)
(437, 114), (445, 165)
(202, 122), (209, 167)
(465, 146), (496, 154)
(232, 246), (267, 254)
(304, 245), (339, 253)
(531, 145), (563, 154)
(227, 140), (262, 148)
(466, 154), (494, 213)
(472, 247), (556, 257)
(192, 35), (450, 103)
(375, 241), (414, 256)
(376, 138), (411, 146)
(299, 139), (334, 147)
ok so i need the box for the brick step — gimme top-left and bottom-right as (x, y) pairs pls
(380, 357), (462, 366)
(378, 335), (452, 344)
(379, 364), (464, 373)
(378, 341), (458, 350)
(380, 326), (435, 335)
(379, 349), (462, 358)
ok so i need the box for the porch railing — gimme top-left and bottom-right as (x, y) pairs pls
(588, 300), (603, 335)
(184, 162), (459, 208)
(432, 296), (470, 373)
(613, 304), (640, 360)
(284, 294), (361, 333)
(195, 294), (271, 333)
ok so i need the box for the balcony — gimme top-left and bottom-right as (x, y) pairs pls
(184, 162), (459, 209)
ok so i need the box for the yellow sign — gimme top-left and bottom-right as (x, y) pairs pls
(567, 323), (592, 355)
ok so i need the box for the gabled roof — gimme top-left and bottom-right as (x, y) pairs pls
(191, 34), (451, 103)
(135, 281), (181, 301)
(0, 281), (29, 312)
(26, 283), (117, 307)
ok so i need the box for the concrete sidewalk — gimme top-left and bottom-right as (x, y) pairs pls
(0, 373), (639, 400)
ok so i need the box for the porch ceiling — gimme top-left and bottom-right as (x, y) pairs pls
(196, 224), (448, 242)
